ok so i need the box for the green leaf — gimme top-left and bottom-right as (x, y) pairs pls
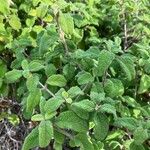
(138, 74), (150, 94)
(22, 127), (39, 150)
(75, 133), (95, 150)
(77, 72), (94, 85)
(70, 105), (89, 120)
(104, 78), (124, 98)
(0, 0), (10, 15)
(129, 141), (145, 150)
(99, 104), (117, 117)
(97, 50), (115, 76)
(36, 3), (48, 18)
(45, 111), (57, 120)
(55, 111), (88, 132)
(114, 117), (138, 131)
(44, 97), (64, 113)
(45, 63), (57, 77)
(54, 129), (65, 144)
(21, 59), (29, 70)
(133, 127), (148, 144)
(68, 86), (84, 98)
(72, 99), (95, 112)
(47, 74), (67, 87)
(0, 60), (7, 78)
(26, 88), (42, 113)
(59, 12), (74, 35)
(26, 75), (39, 92)
(9, 15), (21, 31)
(0, 78), (2, 88)
(31, 114), (45, 121)
(29, 60), (44, 72)
(5, 69), (22, 83)
(116, 56), (135, 81)
(38, 120), (53, 148)
(93, 113), (109, 141)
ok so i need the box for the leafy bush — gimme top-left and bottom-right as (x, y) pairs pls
(0, 0), (150, 150)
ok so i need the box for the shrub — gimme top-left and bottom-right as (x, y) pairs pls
(0, 0), (150, 150)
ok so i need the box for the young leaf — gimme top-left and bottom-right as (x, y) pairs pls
(97, 50), (115, 76)
(59, 12), (74, 35)
(22, 127), (39, 150)
(71, 99), (95, 112)
(0, 0), (10, 14)
(21, 59), (29, 70)
(31, 114), (45, 121)
(138, 74), (150, 94)
(38, 120), (53, 148)
(9, 15), (21, 31)
(55, 111), (88, 132)
(47, 74), (67, 87)
(5, 69), (22, 83)
(93, 113), (109, 141)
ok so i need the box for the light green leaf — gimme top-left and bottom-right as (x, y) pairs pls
(22, 127), (39, 150)
(94, 113), (109, 141)
(59, 12), (74, 35)
(0, 0), (10, 14)
(45, 111), (57, 120)
(9, 15), (21, 31)
(77, 72), (94, 85)
(38, 120), (53, 148)
(55, 111), (88, 132)
(72, 99), (95, 112)
(31, 114), (45, 121)
(44, 97), (64, 113)
(68, 86), (84, 98)
(138, 74), (150, 94)
(26, 75), (39, 92)
(21, 59), (29, 70)
(47, 74), (67, 87)
(29, 60), (44, 72)
(97, 50), (115, 76)
(36, 4), (48, 18)
(5, 69), (22, 83)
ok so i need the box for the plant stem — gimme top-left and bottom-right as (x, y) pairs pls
(39, 82), (55, 97)
(53, 9), (69, 56)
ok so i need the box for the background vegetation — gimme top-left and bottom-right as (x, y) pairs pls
(0, 0), (150, 149)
